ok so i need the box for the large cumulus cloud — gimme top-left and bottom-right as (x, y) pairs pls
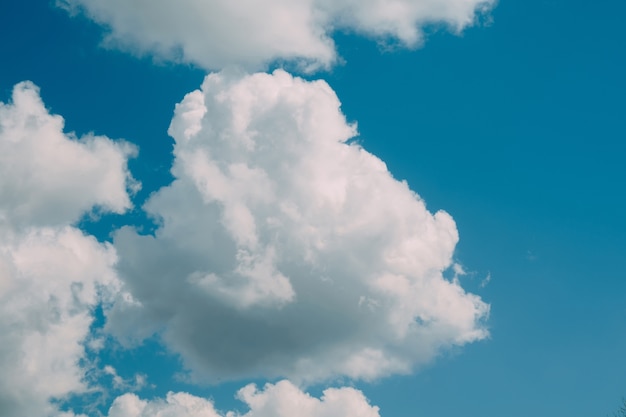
(108, 69), (489, 384)
(0, 82), (135, 416)
(58, 0), (495, 70)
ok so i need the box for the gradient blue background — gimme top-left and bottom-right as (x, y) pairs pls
(1, 0), (624, 416)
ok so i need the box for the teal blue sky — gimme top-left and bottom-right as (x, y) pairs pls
(1, 0), (624, 416)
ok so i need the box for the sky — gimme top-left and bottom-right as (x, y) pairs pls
(0, 0), (625, 416)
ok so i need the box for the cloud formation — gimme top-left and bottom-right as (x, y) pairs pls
(0, 82), (137, 229)
(109, 69), (489, 384)
(0, 82), (135, 416)
(107, 380), (379, 417)
(5, 0), (496, 414)
(59, 0), (495, 70)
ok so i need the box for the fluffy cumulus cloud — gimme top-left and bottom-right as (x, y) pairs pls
(108, 69), (489, 384)
(0, 82), (135, 416)
(0, 82), (137, 229)
(58, 0), (495, 70)
(107, 380), (379, 417)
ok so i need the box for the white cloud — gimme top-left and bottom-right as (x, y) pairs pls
(234, 381), (380, 417)
(108, 391), (219, 417)
(0, 82), (138, 230)
(109, 69), (489, 384)
(106, 380), (379, 417)
(104, 365), (148, 392)
(0, 82), (134, 416)
(59, 0), (495, 70)
(0, 227), (120, 416)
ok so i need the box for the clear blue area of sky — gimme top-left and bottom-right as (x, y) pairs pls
(1, 1), (624, 416)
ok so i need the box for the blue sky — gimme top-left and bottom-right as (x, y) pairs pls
(0, 1), (625, 417)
